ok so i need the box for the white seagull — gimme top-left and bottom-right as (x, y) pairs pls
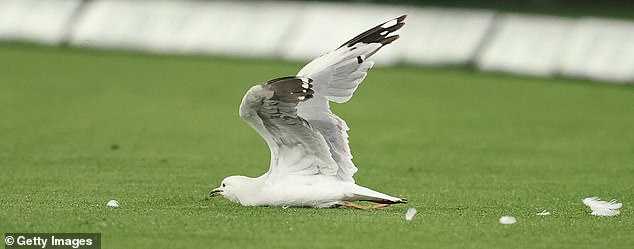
(210, 15), (408, 209)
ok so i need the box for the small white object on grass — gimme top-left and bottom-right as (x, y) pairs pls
(499, 216), (516, 225)
(583, 197), (621, 216)
(405, 208), (417, 221)
(536, 210), (551, 216)
(106, 200), (119, 207)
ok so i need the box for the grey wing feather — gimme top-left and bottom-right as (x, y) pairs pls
(239, 77), (339, 176)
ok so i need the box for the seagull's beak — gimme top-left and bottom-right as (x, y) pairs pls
(209, 188), (223, 197)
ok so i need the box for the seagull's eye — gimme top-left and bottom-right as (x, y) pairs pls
(222, 183), (226, 187)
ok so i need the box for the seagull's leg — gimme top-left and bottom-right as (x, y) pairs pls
(337, 201), (389, 210)
(337, 201), (366, 210)
(369, 204), (390, 210)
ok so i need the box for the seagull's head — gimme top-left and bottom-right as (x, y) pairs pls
(209, 175), (254, 204)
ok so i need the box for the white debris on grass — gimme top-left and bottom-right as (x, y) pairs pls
(106, 199), (119, 207)
(405, 208), (417, 221)
(499, 216), (516, 225)
(583, 197), (622, 216)
(536, 210), (551, 216)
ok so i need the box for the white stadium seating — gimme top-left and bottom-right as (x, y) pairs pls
(476, 14), (575, 76)
(1, 0), (632, 83)
(0, 0), (81, 45)
(559, 18), (634, 83)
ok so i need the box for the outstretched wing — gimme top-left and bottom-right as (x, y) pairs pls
(239, 76), (339, 177)
(296, 15), (407, 182)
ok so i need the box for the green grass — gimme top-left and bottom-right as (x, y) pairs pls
(0, 44), (633, 248)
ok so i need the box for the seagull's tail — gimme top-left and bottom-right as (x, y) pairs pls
(369, 197), (408, 205)
(350, 185), (407, 204)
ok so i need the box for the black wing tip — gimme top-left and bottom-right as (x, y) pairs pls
(265, 76), (314, 103)
(339, 14), (407, 48)
(266, 76), (298, 85)
(381, 34), (400, 46)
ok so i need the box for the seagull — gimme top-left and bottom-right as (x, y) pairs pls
(209, 15), (408, 209)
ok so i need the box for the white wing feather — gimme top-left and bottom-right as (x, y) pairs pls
(583, 197), (622, 216)
(296, 15), (406, 182)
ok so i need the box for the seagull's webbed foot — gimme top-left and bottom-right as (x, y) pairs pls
(337, 201), (390, 210)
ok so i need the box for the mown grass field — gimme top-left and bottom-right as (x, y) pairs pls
(0, 45), (633, 248)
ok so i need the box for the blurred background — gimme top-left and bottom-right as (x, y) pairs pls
(0, 0), (633, 84)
